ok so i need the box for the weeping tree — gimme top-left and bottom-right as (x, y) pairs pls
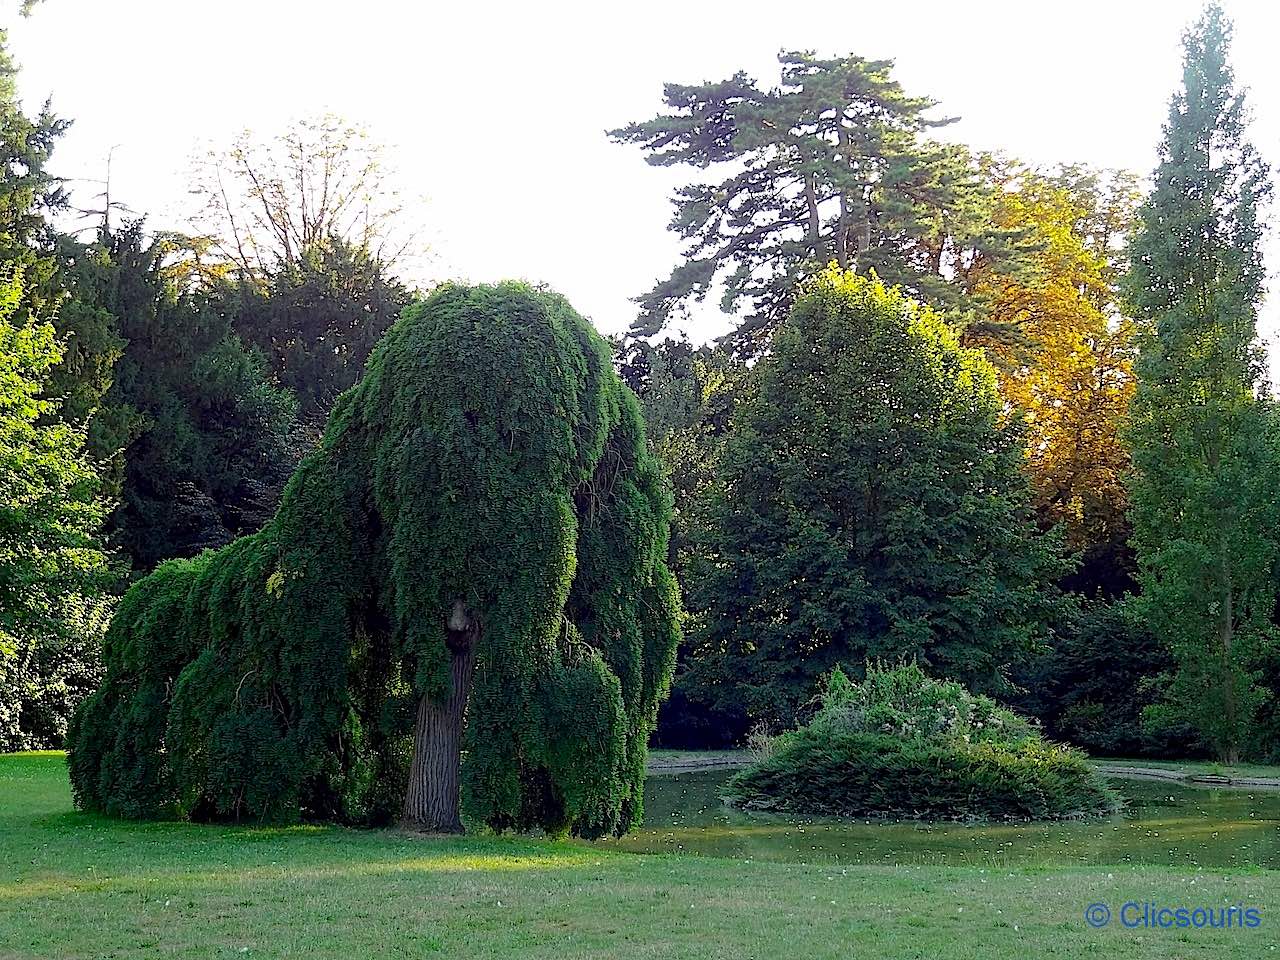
(68, 282), (681, 835)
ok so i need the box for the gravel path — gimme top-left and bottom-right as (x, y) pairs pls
(1094, 763), (1280, 788)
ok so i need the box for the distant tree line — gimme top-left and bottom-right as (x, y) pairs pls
(615, 6), (1280, 764)
(4, 4), (1278, 770)
(0, 25), (411, 749)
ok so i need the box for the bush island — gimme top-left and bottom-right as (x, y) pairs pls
(724, 663), (1120, 821)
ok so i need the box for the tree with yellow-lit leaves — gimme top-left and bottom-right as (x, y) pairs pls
(968, 163), (1140, 598)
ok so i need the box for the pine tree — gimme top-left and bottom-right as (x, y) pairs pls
(85, 224), (300, 570)
(610, 52), (1026, 355)
(233, 236), (411, 427)
(1126, 5), (1277, 764)
(0, 29), (66, 279)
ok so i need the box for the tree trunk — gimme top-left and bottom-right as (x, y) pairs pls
(803, 171), (823, 259)
(402, 602), (478, 832)
(1218, 538), (1238, 766)
(834, 124), (851, 270)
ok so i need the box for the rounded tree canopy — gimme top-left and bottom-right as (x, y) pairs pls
(68, 281), (681, 838)
(683, 267), (1060, 727)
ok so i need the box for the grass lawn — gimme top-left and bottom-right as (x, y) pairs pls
(1, 752), (1276, 959)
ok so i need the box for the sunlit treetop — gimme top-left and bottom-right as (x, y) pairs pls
(611, 51), (1030, 355)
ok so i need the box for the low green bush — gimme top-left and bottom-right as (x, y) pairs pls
(724, 663), (1120, 821)
(815, 661), (1037, 747)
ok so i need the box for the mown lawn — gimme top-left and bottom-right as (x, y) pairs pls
(0, 752), (1275, 959)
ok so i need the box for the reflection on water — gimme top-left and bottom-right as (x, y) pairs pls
(600, 770), (1280, 869)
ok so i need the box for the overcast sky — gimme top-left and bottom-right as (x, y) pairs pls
(8, 0), (1280, 352)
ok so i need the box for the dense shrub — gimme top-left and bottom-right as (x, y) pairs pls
(67, 282), (680, 837)
(817, 661), (1038, 746)
(725, 663), (1119, 821)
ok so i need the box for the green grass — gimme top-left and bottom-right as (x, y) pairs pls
(1, 752), (1276, 959)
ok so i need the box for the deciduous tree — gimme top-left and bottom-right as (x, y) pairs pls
(1126, 5), (1278, 764)
(968, 164), (1140, 597)
(0, 269), (112, 750)
(681, 268), (1061, 729)
(190, 115), (419, 277)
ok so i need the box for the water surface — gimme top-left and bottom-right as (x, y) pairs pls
(603, 770), (1280, 869)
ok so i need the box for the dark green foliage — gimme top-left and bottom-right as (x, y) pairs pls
(725, 728), (1120, 821)
(679, 269), (1062, 733)
(63, 223), (300, 570)
(1125, 5), (1279, 764)
(234, 237), (411, 426)
(1011, 600), (1194, 758)
(42, 236), (126, 433)
(0, 31), (115, 751)
(725, 663), (1119, 821)
(612, 337), (745, 748)
(1255, 650), (1280, 763)
(0, 29), (66, 281)
(612, 335), (739, 568)
(610, 51), (1026, 353)
(0, 35), (114, 749)
(69, 282), (680, 837)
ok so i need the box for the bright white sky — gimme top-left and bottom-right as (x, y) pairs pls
(9, 0), (1280, 353)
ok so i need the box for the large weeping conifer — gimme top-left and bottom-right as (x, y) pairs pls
(68, 282), (681, 835)
(1126, 5), (1278, 764)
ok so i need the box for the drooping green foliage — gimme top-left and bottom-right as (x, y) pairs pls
(678, 268), (1061, 734)
(1125, 5), (1279, 764)
(610, 51), (1027, 354)
(724, 662), (1119, 821)
(0, 269), (113, 751)
(68, 281), (680, 837)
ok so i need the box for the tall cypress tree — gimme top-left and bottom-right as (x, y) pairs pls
(1127, 5), (1277, 763)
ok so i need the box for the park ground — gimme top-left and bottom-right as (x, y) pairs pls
(1, 751), (1277, 959)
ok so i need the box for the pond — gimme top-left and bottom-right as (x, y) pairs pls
(600, 769), (1280, 869)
